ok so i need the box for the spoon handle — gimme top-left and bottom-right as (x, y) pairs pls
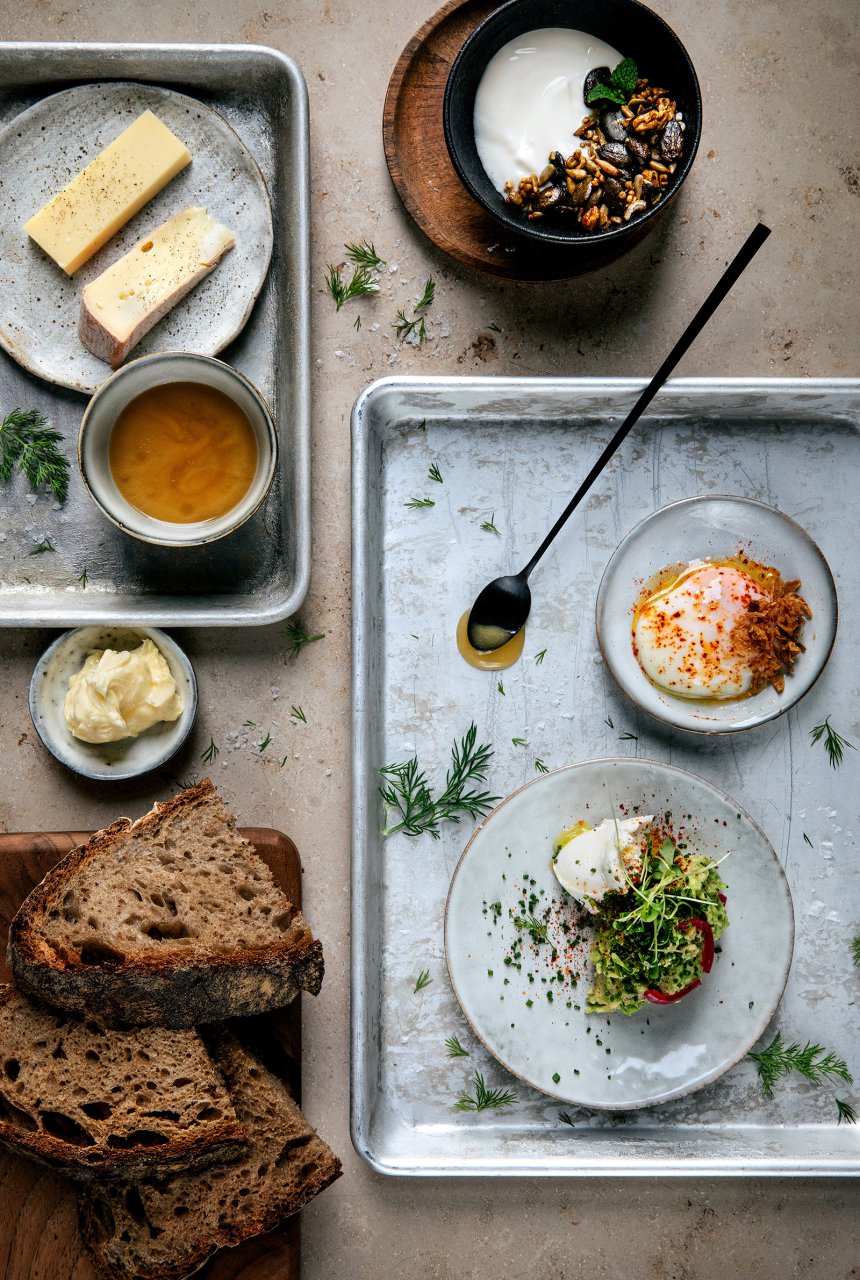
(521, 221), (771, 579)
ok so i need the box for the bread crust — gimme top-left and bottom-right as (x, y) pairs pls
(0, 987), (247, 1183)
(8, 781), (324, 1028)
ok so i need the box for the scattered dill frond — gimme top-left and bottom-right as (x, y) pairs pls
(243, 720), (256, 728)
(487, 322), (502, 333)
(259, 732), (272, 752)
(514, 913), (549, 944)
(604, 715), (614, 728)
(404, 496), (435, 509)
(534, 758), (549, 774)
(558, 1111), (575, 1126)
(280, 755), (288, 768)
(291, 706), (307, 724)
(77, 568), (88, 588)
(201, 737), (219, 764)
(852, 935), (860, 968)
(30, 537), (55, 555)
(380, 722), (498, 839)
(354, 314), (361, 330)
(284, 621), (325, 660)
(836, 1098), (857, 1125)
(0, 408), (70, 503)
(480, 513), (500, 536)
(618, 731), (639, 742)
(749, 1031), (853, 1099)
(414, 969), (432, 993)
(325, 262), (378, 310)
(497, 681), (505, 696)
(345, 240), (386, 271)
(534, 649), (547, 665)
(810, 716), (855, 769)
(416, 277), (435, 310)
(445, 1035), (469, 1058)
(455, 1070), (516, 1112)
(803, 832), (813, 848)
(428, 462), (443, 484)
(394, 277), (435, 343)
(511, 737), (528, 747)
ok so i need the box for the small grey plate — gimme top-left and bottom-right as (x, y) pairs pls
(30, 625), (197, 780)
(445, 758), (795, 1111)
(595, 495), (838, 734)
(0, 81), (273, 393)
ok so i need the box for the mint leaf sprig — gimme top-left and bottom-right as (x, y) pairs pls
(586, 57), (638, 106)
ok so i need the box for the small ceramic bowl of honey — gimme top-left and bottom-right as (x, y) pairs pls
(78, 351), (278, 547)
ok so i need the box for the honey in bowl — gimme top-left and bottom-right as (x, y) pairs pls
(108, 382), (258, 524)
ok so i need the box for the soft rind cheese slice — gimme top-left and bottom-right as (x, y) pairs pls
(79, 207), (236, 368)
(24, 110), (191, 276)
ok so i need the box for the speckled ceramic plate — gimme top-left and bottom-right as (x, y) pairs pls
(445, 758), (794, 1110)
(30, 625), (197, 780)
(595, 495), (838, 733)
(0, 82), (273, 393)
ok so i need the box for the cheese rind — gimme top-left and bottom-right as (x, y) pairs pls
(79, 206), (236, 368)
(24, 110), (191, 276)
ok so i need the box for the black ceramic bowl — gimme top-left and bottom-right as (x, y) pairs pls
(443, 0), (702, 252)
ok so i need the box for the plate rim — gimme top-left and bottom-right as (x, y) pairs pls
(595, 493), (839, 736)
(0, 78), (274, 393)
(443, 754), (796, 1111)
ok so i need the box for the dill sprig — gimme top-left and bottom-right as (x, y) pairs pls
(534, 649), (547, 665)
(558, 1111), (576, 1127)
(534, 758), (549, 774)
(428, 462), (443, 484)
(480, 513), (500, 536)
(291, 706), (307, 724)
(513, 913), (549, 944)
(30, 537), (56, 555)
(853, 935), (860, 968)
(445, 1035), (469, 1058)
(749, 1031), (853, 1100)
(836, 1098), (857, 1125)
(413, 969), (432, 993)
(810, 716), (855, 768)
(379, 722), (498, 839)
(283, 621), (325, 660)
(259, 732), (272, 752)
(497, 680), (504, 696)
(0, 408), (70, 503)
(404, 496), (435, 509)
(618, 731), (639, 742)
(200, 737), (219, 764)
(394, 277), (435, 343)
(802, 832), (813, 848)
(325, 262), (379, 311)
(455, 1070), (516, 1112)
(345, 240), (386, 271)
(77, 568), (88, 588)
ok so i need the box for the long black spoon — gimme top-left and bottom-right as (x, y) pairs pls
(466, 221), (772, 653)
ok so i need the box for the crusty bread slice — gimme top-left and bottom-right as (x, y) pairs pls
(80, 1029), (342, 1280)
(9, 780), (324, 1028)
(0, 986), (246, 1182)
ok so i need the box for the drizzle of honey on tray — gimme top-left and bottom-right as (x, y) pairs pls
(109, 382), (258, 523)
(456, 610), (525, 671)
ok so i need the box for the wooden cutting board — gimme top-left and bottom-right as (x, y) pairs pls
(0, 828), (302, 1280)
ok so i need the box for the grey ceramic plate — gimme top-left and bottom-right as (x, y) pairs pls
(595, 495), (838, 733)
(30, 625), (197, 780)
(445, 758), (794, 1110)
(0, 81), (273, 393)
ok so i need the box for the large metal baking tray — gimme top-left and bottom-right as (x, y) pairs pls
(0, 43), (309, 626)
(351, 376), (860, 1176)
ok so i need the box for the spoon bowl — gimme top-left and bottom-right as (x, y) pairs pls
(466, 572), (531, 650)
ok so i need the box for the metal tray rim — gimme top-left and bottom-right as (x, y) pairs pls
(0, 41), (311, 628)
(350, 374), (860, 1178)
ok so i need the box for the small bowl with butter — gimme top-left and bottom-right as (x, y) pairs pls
(78, 351), (278, 547)
(30, 625), (197, 780)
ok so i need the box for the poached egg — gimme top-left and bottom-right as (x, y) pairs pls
(552, 815), (653, 912)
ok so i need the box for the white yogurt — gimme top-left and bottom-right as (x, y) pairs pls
(474, 27), (624, 194)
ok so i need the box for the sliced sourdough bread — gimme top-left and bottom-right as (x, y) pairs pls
(9, 779), (324, 1028)
(0, 985), (246, 1181)
(80, 1029), (342, 1280)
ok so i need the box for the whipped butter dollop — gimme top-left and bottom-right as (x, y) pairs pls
(64, 638), (183, 744)
(552, 815), (653, 912)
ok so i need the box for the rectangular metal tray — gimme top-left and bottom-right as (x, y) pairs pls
(351, 375), (860, 1176)
(0, 42), (309, 627)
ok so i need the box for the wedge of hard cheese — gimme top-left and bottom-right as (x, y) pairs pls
(25, 110), (191, 276)
(79, 207), (235, 368)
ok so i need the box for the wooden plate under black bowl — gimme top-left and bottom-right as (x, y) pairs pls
(383, 0), (663, 280)
(0, 829), (303, 1280)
